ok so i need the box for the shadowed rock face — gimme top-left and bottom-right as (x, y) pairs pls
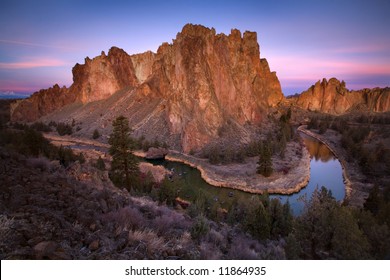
(291, 78), (390, 114)
(10, 24), (284, 152)
(10, 84), (76, 122)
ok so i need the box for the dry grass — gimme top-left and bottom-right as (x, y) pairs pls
(102, 206), (144, 232)
(128, 229), (168, 254)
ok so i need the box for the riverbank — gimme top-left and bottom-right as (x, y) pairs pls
(164, 142), (311, 195)
(43, 133), (311, 195)
(297, 125), (370, 207)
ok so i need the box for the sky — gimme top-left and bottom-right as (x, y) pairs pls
(0, 0), (389, 96)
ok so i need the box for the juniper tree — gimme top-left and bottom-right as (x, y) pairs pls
(257, 143), (273, 177)
(92, 129), (100, 139)
(108, 115), (139, 191)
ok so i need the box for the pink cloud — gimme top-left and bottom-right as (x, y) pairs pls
(0, 77), (71, 93)
(0, 58), (69, 69)
(269, 55), (390, 82)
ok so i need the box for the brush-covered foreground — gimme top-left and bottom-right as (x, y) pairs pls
(1, 123), (390, 259)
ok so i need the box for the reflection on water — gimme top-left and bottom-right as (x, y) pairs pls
(148, 158), (254, 209)
(302, 135), (334, 162)
(271, 134), (345, 215)
(150, 133), (345, 216)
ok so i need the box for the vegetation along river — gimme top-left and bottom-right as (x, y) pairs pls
(150, 133), (345, 215)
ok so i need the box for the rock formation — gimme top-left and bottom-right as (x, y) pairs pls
(291, 78), (390, 114)
(11, 47), (146, 121)
(130, 51), (155, 83)
(144, 24), (283, 151)
(10, 84), (76, 122)
(10, 24), (284, 152)
(71, 47), (140, 103)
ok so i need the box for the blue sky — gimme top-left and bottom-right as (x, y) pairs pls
(0, 0), (389, 95)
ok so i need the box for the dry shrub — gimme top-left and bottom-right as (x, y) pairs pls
(103, 206), (144, 232)
(199, 241), (222, 259)
(26, 157), (51, 171)
(204, 228), (225, 246)
(227, 234), (263, 259)
(152, 211), (189, 235)
(178, 231), (192, 247)
(258, 240), (286, 260)
(128, 229), (167, 254)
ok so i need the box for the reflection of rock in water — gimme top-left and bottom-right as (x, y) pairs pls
(302, 136), (334, 162)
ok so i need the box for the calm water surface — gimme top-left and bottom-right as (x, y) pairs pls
(270, 134), (345, 214)
(151, 133), (345, 215)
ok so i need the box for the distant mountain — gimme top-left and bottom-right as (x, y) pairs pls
(0, 91), (28, 99)
(289, 78), (390, 114)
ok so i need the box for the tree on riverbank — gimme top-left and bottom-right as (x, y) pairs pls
(257, 143), (273, 177)
(108, 115), (139, 191)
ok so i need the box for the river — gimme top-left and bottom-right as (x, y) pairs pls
(53, 133), (345, 215)
(150, 133), (345, 215)
(270, 134), (345, 214)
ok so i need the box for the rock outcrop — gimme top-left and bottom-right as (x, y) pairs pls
(11, 47), (145, 121)
(71, 47), (140, 103)
(292, 78), (390, 114)
(130, 51), (155, 83)
(10, 24), (284, 152)
(144, 24), (283, 152)
(10, 84), (76, 122)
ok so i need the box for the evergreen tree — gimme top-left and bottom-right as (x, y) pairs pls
(94, 156), (106, 171)
(244, 201), (271, 240)
(92, 129), (100, 139)
(257, 143), (273, 177)
(108, 116), (139, 191)
(158, 178), (178, 206)
(296, 186), (370, 259)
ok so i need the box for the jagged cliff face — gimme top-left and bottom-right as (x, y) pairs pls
(71, 47), (140, 103)
(292, 78), (390, 114)
(11, 47), (146, 121)
(10, 24), (284, 152)
(10, 84), (76, 122)
(130, 51), (155, 83)
(146, 24), (283, 151)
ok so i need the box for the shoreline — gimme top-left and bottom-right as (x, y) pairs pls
(44, 133), (312, 196)
(164, 146), (311, 195)
(297, 125), (368, 206)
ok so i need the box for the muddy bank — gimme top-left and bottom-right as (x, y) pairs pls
(164, 145), (311, 195)
(298, 125), (370, 207)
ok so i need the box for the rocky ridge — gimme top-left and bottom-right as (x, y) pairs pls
(290, 78), (390, 114)
(10, 24), (284, 152)
(10, 25), (389, 152)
